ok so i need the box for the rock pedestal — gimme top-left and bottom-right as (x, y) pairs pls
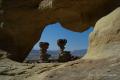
(57, 39), (74, 62)
(57, 39), (67, 54)
(58, 51), (72, 62)
(39, 42), (50, 63)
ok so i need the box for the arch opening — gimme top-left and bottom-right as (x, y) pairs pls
(25, 22), (93, 63)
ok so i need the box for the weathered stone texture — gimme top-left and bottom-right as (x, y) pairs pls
(84, 7), (120, 59)
(0, 0), (119, 62)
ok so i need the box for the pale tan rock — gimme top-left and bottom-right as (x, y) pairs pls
(0, 55), (120, 80)
(0, 57), (61, 80)
(83, 7), (120, 59)
(25, 58), (120, 80)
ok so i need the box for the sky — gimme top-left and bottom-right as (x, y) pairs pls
(32, 23), (93, 51)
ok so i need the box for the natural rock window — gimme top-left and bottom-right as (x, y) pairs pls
(26, 23), (93, 62)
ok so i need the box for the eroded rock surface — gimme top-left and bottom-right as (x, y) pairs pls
(0, 1), (120, 80)
(0, 0), (120, 62)
(0, 53), (120, 80)
(0, 57), (61, 80)
(84, 7), (120, 59)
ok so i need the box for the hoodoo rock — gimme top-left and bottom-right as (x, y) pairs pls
(0, 0), (120, 62)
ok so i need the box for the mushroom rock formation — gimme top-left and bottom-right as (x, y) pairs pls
(0, 0), (120, 62)
(84, 7), (120, 59)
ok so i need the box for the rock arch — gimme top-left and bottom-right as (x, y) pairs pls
(0, 0), (119, 62)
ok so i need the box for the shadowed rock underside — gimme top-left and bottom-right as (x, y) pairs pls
(0, 0), (120, 62)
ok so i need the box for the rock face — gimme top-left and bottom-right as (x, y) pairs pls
(0, 7), (120, 80)
(84, 7), (120, 59)
(0, 0), (120, 62)
(0, 58), (61, 80)
(0, 55), (120, 80)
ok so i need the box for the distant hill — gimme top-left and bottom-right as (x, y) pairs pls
(25, 50), (59, 60)
(71, 49), (87, 57)
(25, 50), (40, 60)
(26, 49), (87, 60)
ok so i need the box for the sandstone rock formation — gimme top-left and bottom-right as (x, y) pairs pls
(0, 0), (120, 62)
(84, 7), (120, 59)
(23, 7), (120, 80)
(0, 57), (61, 80)
(0, 7), (120, 80)
(0, 52), (120, 80)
